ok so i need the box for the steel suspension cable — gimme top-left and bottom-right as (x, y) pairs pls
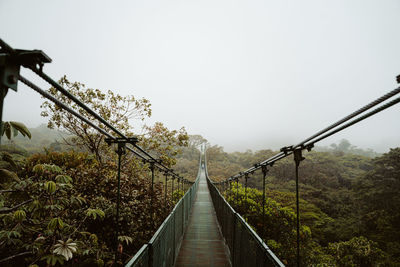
(18, 75), (112, 139)
(19, 74), (185, 180)
(27, 66), (183, 175)
(19, 74), (148, 160)
(217, 86), (400, 184)
(304, 96), (400, 147)
(293, 86), (400, 149)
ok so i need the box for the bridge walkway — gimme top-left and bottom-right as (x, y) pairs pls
(175, 167), (231, 267)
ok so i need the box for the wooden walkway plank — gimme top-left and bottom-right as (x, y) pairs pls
(175, 169), (231, 267)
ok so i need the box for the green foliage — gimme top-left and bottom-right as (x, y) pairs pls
(316, 139), (380, 158)
(327, 236), (386, 266)
(140, 122), (189, 168)
(40, 76), (152, 162)
(0, 162), (105, 266)
(1, 121), (31, 140)
(2, 124), (69, 154)
(21, 150), (181, 264)
(355, 148), (400, 264)
(204, 143), (400, 265)
(172, 189), (184, 203)
(225, 182), (323, 266)
(1, 77), (193, 265)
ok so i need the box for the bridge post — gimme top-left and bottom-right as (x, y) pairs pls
(149, 160), (155, 230)
(0, 39), (51, 144)
(244, 174), (248, 219)
(164, 172), (168, 208)
(229, 179), (232, 201)
(0, 86), (7, 145)
(181, 177), (184, 192)
(235, 177), (239, 207)
(261, 165), (268, 240)
(293, 148), (305, 267)
(104, 137), (138, 266)
(172, 176), (174, 200)
(149, 161), (155, 192)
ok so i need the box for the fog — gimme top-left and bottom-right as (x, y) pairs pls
(1, 0), (399, 153)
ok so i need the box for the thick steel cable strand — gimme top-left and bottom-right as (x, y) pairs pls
(217, 88), (400, 183)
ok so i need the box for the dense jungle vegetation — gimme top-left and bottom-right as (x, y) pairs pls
(1, 76), (398, 266)
(0, 77), (190, 266)
(198, 140), (399, 266)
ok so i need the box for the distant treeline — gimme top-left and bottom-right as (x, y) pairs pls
(176, 136), (399, 266)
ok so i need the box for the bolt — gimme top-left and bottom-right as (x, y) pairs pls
(7, 75), (17, 84)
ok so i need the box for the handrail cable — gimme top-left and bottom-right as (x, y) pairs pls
(217, 86), (400, 182)
(30, 66), (180, 176)
(0, 39), (186, 181)
(212, 85), (400, 267)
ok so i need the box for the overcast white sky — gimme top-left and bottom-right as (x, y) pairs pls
(1, 0), (399, 152)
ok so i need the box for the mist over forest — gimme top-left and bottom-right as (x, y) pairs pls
(1, 115), (399, 266)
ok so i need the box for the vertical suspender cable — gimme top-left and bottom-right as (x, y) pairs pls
(244, 175), (248, 203)
(164, 173), (168, 207)
(261, 165), (267, 239)
(294, 149), (304, 267)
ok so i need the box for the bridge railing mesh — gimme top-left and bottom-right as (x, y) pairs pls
(206, 175), (285, 267)
(125, 180), (198, 267)
(125, 151), (203, 267)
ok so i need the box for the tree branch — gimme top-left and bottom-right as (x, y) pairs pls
(0, 251), (32, 263)
(0, 199), (33, 214)
(0, 189), (18, 194)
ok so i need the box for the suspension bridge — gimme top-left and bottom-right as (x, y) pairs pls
(1, 39), (399, 266)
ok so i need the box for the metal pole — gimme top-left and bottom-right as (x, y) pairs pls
(172, 177), (174, 201)
(261, 165), (268, 240)
(150, 162), (155, 192)
(115, 144), (124, 264)
(104, 138), (137, 266)
(0, 86), (7, 145)
(236, 177), (239, 207)
(150, 162), (155, 229)
(294, 149), (304, 267)
(164, 172), (168, 207)
(245, 174), (248, 219)
(229, 180), (232, 202)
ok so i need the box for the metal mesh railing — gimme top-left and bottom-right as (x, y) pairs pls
(126, 149), (202, 267)
(125, 245), (149, 267)
(206, 173), (285, 267)
(126, 179), (199, 267)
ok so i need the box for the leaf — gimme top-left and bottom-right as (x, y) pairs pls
(14, 210), (26, 222)
(118, 235), (133, 245)
(53, 238), (77, 260)
(44, 181), (57, 194)
(41, 254), (65, 266)
(10, 121), (32, 139)
(48, 217), (63, 230)
(55, 175), (73, 184)
(0, 169), (21, 183)
(2, 152), (17, 169)
(32, 164), (44, 175)
(86, 208), (105, 220)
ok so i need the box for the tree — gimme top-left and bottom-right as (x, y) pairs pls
(140, 122), (188, 168)
(40, 76), (151, 162)
(187, 135), (208, 148)
(0, 162), (105, 266)
(327, 236), (386, 266)
(356, 148), (400, 263)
